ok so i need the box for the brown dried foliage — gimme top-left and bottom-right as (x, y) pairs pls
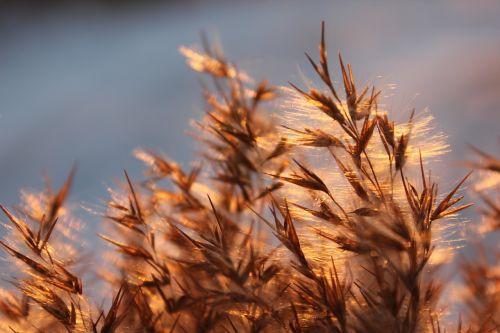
(0, 22), (486, 333)
(459, 148), (500, 332)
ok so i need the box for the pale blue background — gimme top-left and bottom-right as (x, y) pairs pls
(0, 0), (499, 224)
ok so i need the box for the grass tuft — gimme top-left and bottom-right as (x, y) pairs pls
(0, 22), (493, 332)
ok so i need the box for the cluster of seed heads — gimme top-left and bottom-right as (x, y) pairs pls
(0, 22), (496, 333)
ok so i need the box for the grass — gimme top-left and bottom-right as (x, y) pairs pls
(0, 22), (497, 332)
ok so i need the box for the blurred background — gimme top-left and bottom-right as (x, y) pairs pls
(0, 0), (499, 222)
